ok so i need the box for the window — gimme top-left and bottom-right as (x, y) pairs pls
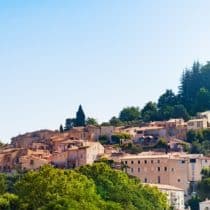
(181, 160), (185, 164)
(30, 159), (34, 165)
(158, 167), (160, 172)
(157, 160), (160, 163)
(171, 168), (174, 172)
(144, 160), (147, 164)
(164, 167), (167, 171)
(138, 160), (140, 164)
(125, 161), (127, 164)
(144, 178), (147, 183)
(138, 168), (140, 173)
(131, 161), (134, 164)
(158, 176), (160, 184)
(131, 168), (134, 173)
(178, 179), (181, 182)
(197, 121), (202, 128)
(190, 159), (196, 163)
(188, 122), (194, 126)
(151, 160), (153, 164)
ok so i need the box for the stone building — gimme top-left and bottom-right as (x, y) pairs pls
(121, 152), (210, 194)
(187, 118), (208, 130)
(51, 141), (104, 168)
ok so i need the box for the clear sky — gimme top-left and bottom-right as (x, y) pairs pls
(1, 0), (210, 142)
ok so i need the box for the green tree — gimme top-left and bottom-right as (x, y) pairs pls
(78, 163), (168, 210)
(190, 141), (202, 154)
(0, 174), (6, 195)
(171, 104), (190, 121)
(158, 90), (182, 120)
(155, 138), (168, 149)
(86, 117), (99, 126)
(201, 167), (210, 179)
(194, 88), (210, 113)
(75, 105), (86, 127)
(178, 61), (210, 115)
(0, 193), (19, 210)
(187, 130), (198, 143)
(111, 133), (131, 144)
(158, 105), (174, 120)
(197, 167), (210, 200)
(15, 165), (108, 210)
(109, 117), (122, 126)
(141, 102), (158, 122)
(121, 143), (142, 154)
(203, 129), (210, 141)
(100, 122), (111, 126)
(59, 124), (64, 133)
(179, 61), (202, 115)
(119, 107), (141, 122)
(158, 89), (178, 109)
(187, 195), (200, 210)
(98, 135), (109, 145)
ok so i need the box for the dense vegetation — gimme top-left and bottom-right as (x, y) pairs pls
(186, 129), (210, 155)
(197, 167), (210, 200)
(179, 62), (210, 115)
(0, 163), (168, 210)
(104, 61), (210, 125)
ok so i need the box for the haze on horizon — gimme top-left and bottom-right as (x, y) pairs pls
(1, 0), (210, 142)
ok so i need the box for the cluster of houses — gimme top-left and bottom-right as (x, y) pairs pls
(1, 111), (210, 209)
(0, 128), (106, 172)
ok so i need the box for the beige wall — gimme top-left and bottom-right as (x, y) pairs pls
(52, 142), (104, 168)
(200, 201), (210, 210)
(121, 154), (210, 194)
(163, 189), (184, 210)
(20, 156), (49, 170)
(187, 119), (208, 130)
(100, 126), (114, 139)
(86, 142), (104, 164)
(123, 156), (189, 192)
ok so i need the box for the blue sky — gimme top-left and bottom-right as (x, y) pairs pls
(1, 0), (210, 142)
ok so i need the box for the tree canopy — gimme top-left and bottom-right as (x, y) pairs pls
(179, 61), (210, 115)
(197, 167), (210, 200)
(119, 107), (141, 122)
(78, 163), (168, 210)
(0, 163), (168, 210)
(86, 117), (99, 126)
(141, 102), (158, 122)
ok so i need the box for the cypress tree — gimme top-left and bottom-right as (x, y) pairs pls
(59, 124), (64, 133)
(75, 105), (86, 126)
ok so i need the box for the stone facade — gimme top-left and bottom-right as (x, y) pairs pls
(121, 152), (210, 194)
(51, 141), (104, 168)
(187, 118), (208, 130)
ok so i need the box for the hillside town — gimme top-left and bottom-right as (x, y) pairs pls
(1, 106), (210, 210)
